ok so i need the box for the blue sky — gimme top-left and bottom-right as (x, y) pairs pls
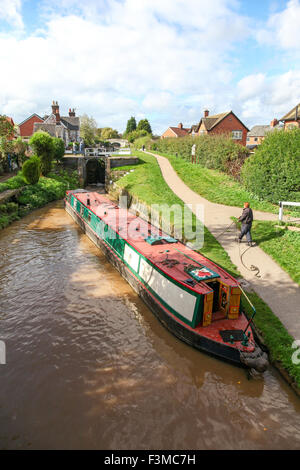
(0, 0), (299, 133)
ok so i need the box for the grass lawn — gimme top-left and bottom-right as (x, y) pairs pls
(112, 150), (300, 389)
(250, 220), (300, 285)
(152, 151), (280, 213)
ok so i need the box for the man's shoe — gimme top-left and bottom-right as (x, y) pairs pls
(247, 242), (255, 247)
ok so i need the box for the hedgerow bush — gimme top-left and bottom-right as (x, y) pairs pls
(153, 134), (249, 179)
(22, 155), (41, 185)
(242, 129), (300, 203)
(29, 131), (54, 176)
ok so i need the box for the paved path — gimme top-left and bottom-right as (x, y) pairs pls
(147, 152), (300, 339)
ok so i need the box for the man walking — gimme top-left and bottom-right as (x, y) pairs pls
(238, 202), (254, 246)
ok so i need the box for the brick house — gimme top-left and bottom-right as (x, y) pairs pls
(192, 110), (249, 146)
(246, 119), (282, 149)
(161, 123), (190, 138)
(280, 103), (300, 130)
(33, 101), (80, 146)
(18, 113), (44, 140)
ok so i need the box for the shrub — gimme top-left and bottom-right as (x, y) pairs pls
(29, 131), (54, 176)
(52, 137), (65, 163)
(154, 134), (249, 179)
(242, 129), (300, 203)
(22, 155), (41, 185)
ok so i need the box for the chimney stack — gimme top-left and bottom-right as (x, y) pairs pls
(69, 108), (76, 117)
(178, 123), (183, 129)
(204, 110), (209, 118)
(270, 118), (279, 127)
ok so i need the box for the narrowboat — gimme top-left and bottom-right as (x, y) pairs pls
(65, 189), (268, 372)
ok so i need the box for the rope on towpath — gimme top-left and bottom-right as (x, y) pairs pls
(214, 221), (261, 278)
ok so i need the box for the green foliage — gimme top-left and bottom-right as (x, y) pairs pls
(127, 129), (150, 143)
(0, 172), (25, 193)
(154, 134), (249, 179)
(22, 155), (41, 185)
(242, 129), (300, 203)
(13, 137), (28, 164)
(0, 201), (19, 229)
(132, 134), (153, 150)
(161, 152), (277, 212)
(0, 115), (14, 138)
(248, 220), (300, 285)
(137, 119), (152, 135)
(52, 137), (65, 162)
(125, 116), (137, 135)
(29, 131), (54, 176)
(100, 127), (120, 139)
(80, 114), (98, 146)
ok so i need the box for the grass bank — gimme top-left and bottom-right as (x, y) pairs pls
(235, 219), (300, 286)
(0, 169), (79, 230)
(111, 151), (300, 391)
(151, 151), (280, 214)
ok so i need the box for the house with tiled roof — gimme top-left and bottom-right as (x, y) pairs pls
(18, 113), (44, 140)
(33, 101), (80, 145)
(161, 110), (249, 146)
(191, 110), (249, 146)
(280, 103), (300, 130)
(161, 123), (190, 138)
(246, 119), (283, 149)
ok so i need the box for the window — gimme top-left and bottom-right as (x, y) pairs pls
(232, 130), (242, 140)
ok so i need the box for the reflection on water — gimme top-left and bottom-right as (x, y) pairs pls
(0, 201), (300, 450)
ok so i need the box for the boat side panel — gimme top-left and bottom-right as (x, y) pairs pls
(65, 201), (243, 367)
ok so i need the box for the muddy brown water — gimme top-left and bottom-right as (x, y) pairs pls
(0, 201), (300, 450)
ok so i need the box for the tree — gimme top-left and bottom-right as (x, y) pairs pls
(137, 119), (152, 135)
(100, 127), (120, 140)
(125, 116), (137, 135)
(29, 131), (54, 176)
(80, 114), (97, 146)
(242, 128), (300, 202)
(0, 115), (14, 138)
(0, 116), (15, 171)
(126, 129), (150, 143)
(52, 137), (65, 163)
(13, 137), (28, 166)
(22, 155), (41, 185)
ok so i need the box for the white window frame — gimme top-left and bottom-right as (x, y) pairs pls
(232, 130), (242, 140)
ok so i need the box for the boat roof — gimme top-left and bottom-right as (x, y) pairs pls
(70, 191), (239, 295)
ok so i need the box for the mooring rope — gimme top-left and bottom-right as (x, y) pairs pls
(214, 220), (261, 278)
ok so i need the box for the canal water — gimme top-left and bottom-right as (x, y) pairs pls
(0, 201), (300, 450)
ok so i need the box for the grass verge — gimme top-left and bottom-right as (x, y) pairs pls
(111, 151), (300, 390)
(235, 219), (300, 286)
(150, 151), (280, 213)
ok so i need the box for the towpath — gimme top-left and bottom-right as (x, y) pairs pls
(146, 151), (300, 339)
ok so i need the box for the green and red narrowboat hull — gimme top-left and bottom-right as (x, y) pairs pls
(64, 190), (268, 372)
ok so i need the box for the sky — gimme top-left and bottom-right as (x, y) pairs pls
(0, 0), (300, 134)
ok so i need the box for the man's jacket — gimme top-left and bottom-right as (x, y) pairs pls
(239, 207), (253, 225)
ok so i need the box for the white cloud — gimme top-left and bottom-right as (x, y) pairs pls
(0, 0), (252, 132)
(0, 0), (23, 29)
(257, 0), (300, 50)
(0, 0), (299, 133)
(236, 70), (300, 124)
